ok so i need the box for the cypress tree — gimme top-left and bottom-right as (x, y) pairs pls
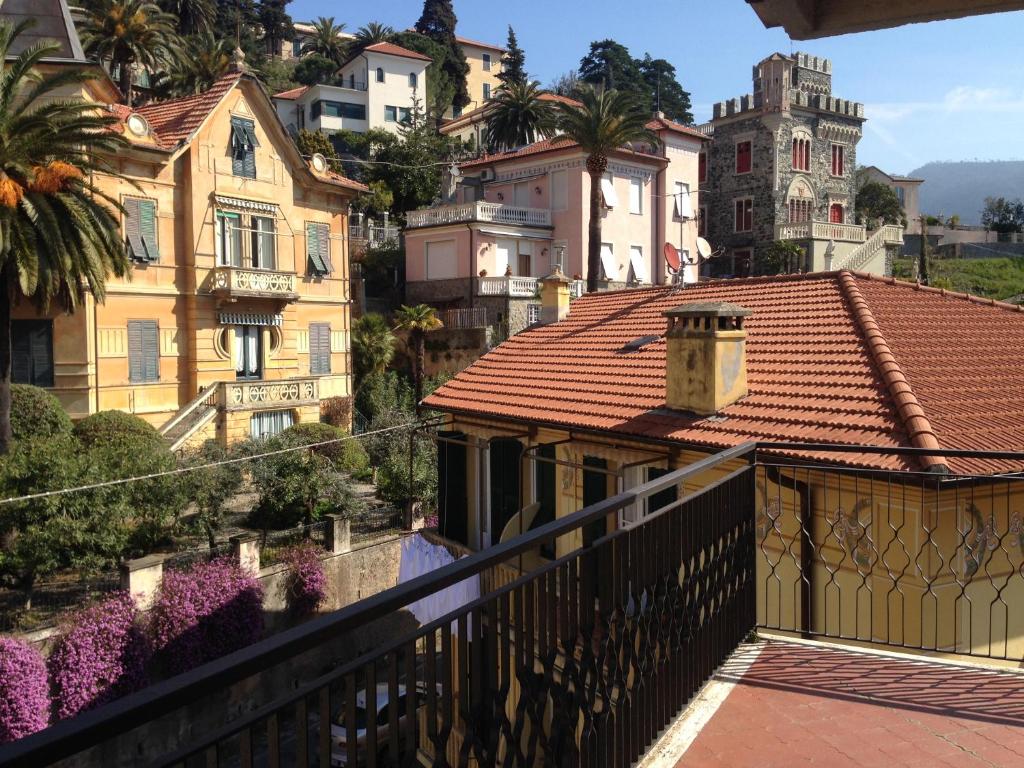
(497, 25), (526, 87)
(414, 0), (469, 112)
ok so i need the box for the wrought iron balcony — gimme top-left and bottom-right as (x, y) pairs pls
(406, 201), (552, 229)
(6, 442), (1024, 767)
(211, 266), (299, 302)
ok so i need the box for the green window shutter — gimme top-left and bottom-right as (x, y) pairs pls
(139, 199), (158, 261)
(124, 198), (145, 260)
(317, 224), (332, 272)
(310, 323), (331, 374)
(230, 117), (257, 179)
(306, 223), (328, 275)
(128, 320), (159, 383)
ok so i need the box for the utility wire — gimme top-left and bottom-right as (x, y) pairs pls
(0, 421), (420, 506)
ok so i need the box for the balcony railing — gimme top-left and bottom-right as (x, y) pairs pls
(439, 306), (488, 329)
(218, 377), (319, 411)
(212, 266), (299, 301)
(775, 220), (866, 242)
(476, 275), (586, 298)
(7, 442), (1023, 767)
(406, 201), (552, 228)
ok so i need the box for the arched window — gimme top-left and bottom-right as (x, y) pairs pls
(409, 72), (418, 88)
(791, 136), (811, 171)
(375, 67), (384, 83)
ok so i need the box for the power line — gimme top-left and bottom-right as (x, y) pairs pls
(0, 421), (420, 506)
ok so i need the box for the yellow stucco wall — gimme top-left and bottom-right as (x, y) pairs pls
(16, 75), (357, 441)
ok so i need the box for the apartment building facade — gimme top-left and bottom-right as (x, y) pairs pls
(447, 35), (504, 119)
(273, 42), (431, 136)
(11, 12), (365, 449)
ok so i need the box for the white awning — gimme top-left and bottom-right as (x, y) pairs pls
(214, 195), (278, 214)
(600, 176), (618, 209)
(629, 248), (649, 283)
(600, 243), (617, 279)
(674, 185), (693, 218)
(219, 312), (283, 326)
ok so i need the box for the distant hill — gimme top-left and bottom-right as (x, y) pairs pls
(907, 160), (1024, 225)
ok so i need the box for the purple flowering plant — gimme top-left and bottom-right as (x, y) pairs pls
(48, 591), (149, 721)
(0, 636), (49, 743)
(150, 557), (264, 676)
(282, 543), (327, 616)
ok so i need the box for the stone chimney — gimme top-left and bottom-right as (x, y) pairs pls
(663, 302), (753, 416)
(539, 266), (571, 324)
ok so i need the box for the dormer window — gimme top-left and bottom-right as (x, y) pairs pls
(376, 67), (384, 83)
(230, 116), (258, 179)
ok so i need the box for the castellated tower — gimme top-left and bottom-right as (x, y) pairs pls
(698, 52), (867, 278)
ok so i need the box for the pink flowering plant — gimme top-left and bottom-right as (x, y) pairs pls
(48, 592), (149, 721)
(150, 557), (264, 676)
(282, 543), (327, 616)
(0, 637), (49, 743)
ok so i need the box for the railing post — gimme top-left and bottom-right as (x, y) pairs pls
(231, 533), (260, 577)
(119, 555), (164, 612)
(325, 514), (351, 555)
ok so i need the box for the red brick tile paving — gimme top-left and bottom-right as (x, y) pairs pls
(678, 641), (1024, 767)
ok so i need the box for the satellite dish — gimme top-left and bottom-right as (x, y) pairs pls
(310, 153), (327, 173)
(663, 242), (681, 272)
(696, 237), (712, 261)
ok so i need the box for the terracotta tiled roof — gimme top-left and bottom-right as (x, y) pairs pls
(459, 136), (665, 170)
(363, 41), (432, 61)
(130, 73), (242, 148)
(423, 272), (1024, 474)
(272, 85), (309, 100)
(646, 116), (711, 142)
(322, 170), (369, 192)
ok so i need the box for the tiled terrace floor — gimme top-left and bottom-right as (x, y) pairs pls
(672, 640), (1024, 767)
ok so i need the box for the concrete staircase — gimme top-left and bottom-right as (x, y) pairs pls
(833, 224), (904, 273)
(159, 382), (220, 451)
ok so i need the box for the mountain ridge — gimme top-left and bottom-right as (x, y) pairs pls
(907, 160), (1024, 225)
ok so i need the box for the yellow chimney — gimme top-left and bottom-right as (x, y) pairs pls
(539, 266), (571, 324)
(663, 302), (753, 415)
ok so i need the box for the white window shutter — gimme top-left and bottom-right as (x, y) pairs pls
(600, 175), (618, 209)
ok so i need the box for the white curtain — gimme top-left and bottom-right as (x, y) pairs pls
(250, 410), (294, 440)
(246, 328), (259, 375)
(234, 326), (245, 374)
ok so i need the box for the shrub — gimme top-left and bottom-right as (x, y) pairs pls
(320, 395), (353, 430)
(0, 637), (49, 743)
(150, 558), (264, 676)
(179, 440), (245, 549)
(73, 411), (183, 555)
(279, 422), (346, 465)
(48, 592), (149, 721)
(338, 439), (370, 478)
(282, 543), (327, 616)
(10, 384), (72, 442)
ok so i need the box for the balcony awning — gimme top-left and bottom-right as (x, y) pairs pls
(219, 312), (283, 326)
(214, 195), (278, 214)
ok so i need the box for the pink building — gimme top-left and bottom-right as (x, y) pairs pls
(403, 118), (708, 334)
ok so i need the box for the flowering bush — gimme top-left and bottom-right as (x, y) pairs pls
(150, 558), (265, 676)
(48, 592), (149, 721)
(0, 637), (49, 743)
(282, 543), (327, 616)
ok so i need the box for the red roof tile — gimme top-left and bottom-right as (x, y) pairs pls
(363, 41), (432, 62)
(646, 116), (711, 142)
(423, 272), (1024, 474)
(272, 85), (309, 100)
(132, 73), (242, 148)
(459, 136), (665, 170)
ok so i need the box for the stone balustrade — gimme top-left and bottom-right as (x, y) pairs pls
(406, 201), (551, 229)
(220, 377), (319, 411)
(212, 266), (299, 301)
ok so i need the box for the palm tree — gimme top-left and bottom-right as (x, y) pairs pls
(393, 305), (442, 404)
(161, 32), (233, 96)
(301, 17), (348, 66)
(350, 22), (395, 55)
(158, 0), (214, 36)
(79, 0), (181, 107)
(555, 86), (659, 292)
(352, 313), (395, 385)
(485, 80), (557, 152)
(0, 21), (131, 453)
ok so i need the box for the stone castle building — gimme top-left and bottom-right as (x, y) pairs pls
(699, 52), (901, 276)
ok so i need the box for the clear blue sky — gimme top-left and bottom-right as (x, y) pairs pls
(289, 0), (1024, 175)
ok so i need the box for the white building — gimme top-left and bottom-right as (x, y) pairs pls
(273, 42), (431, 136)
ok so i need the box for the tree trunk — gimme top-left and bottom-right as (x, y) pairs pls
(587, 170), (604, 293)
(118, 57), (134, 108)
(413, 330), (425, 404)
(0, 269), (12, 455)
(918, 215), (930, 286)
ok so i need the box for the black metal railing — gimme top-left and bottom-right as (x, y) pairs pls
(0, 444), (756, 768)
(752, 443), (1024, 662)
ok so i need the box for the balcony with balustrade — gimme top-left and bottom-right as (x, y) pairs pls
(211, 266), (300, 303)
(406, 201), (552, 229)
(476, 274), (586, 298)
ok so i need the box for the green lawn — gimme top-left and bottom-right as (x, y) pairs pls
(891, 257), (1024, 302)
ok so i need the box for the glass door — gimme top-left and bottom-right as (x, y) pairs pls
(234, 325), (262, 380)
